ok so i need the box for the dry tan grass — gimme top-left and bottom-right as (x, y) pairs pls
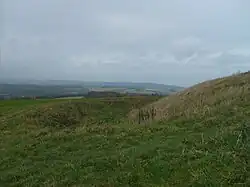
(129, 71), (250, 122)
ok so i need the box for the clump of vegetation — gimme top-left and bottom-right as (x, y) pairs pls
(24, 101), (89, 128)
(138, 107), (156, 124)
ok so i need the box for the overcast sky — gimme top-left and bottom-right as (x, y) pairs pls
(1, 0), (250, 86)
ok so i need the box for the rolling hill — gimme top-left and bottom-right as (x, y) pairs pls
(130, 71), (250, 122)
(0, 72), (249, 186)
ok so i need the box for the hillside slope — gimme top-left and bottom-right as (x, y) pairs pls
(0, 73), (250, 186)
(127, 72), (250, 186)
(130, 71), (250, 122)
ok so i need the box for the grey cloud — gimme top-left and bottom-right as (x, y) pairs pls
(1, 0), (250, 86)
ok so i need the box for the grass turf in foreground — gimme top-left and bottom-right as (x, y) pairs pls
(0, 96), (249, 186)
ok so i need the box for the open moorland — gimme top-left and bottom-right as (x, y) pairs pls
(1, 72), (250, 186)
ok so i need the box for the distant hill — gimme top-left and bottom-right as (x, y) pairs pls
(0, 84), (88, 99)
(0, 79), (85, 86)
(0, 79), (184, 98)
(0, 79), (183, 89)
(96, 82), (183, 91)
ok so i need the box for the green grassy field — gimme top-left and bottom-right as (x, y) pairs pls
(1, 76), (250, 186)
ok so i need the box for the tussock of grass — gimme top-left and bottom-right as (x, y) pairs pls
(24, 101), (89, 128)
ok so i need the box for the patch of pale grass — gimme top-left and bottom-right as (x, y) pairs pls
(129, 71), (250, 122)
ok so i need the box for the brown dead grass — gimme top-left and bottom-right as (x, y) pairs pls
(129, 71), (250, 122)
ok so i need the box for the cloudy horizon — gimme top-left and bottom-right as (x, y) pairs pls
(1, 0), (250, 86)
